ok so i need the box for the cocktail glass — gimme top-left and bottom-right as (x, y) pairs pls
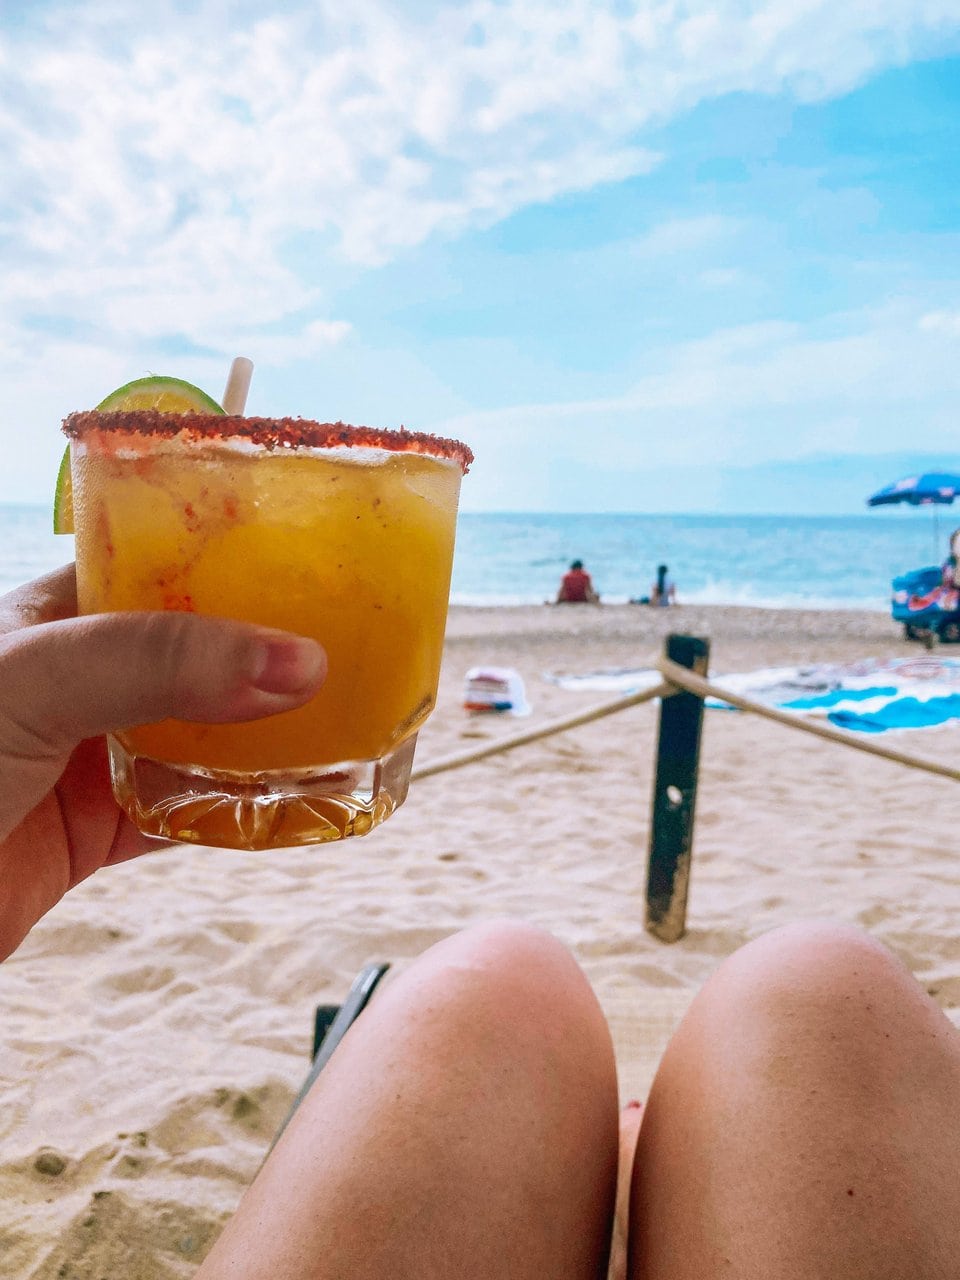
(64, 410), (472, 851)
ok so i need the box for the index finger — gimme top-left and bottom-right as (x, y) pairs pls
(0, 564), (78, 637)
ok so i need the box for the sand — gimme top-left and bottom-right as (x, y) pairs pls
(2, 602), (958, 1277)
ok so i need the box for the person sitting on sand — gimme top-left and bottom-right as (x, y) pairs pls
(650, 562), (676, 607)
(555, 558), (600, 604)
(2, 564), (960, 1279)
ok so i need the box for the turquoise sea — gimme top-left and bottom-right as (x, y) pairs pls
(0, 503), (950, 613)
(450, 511), (946, 611)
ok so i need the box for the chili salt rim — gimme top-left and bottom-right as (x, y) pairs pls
(62, 410), (473, 473)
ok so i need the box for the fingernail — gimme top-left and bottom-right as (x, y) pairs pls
(250, 636), (325, 694)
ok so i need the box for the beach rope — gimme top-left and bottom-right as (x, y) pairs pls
(657, 656), (960, 784)
(411, 681), (670, 781)
(412, 656), (960, 785)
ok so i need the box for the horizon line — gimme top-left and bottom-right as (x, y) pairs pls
(0, 499), (944, 521)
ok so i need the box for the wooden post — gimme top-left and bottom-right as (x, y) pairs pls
(645, 634), (709, 943)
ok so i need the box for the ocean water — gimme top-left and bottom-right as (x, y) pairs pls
(449, 510), (950, 611)
(0, 503), (950, 613)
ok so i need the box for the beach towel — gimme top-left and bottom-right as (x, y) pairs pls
(545, 657), (960, 734)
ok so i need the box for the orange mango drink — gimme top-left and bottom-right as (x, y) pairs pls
(63, 410), (472, 850)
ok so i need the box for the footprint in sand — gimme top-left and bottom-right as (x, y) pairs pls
(36, 1188), (221, 1276)
(96, 964), (178, 997)
(150, 1083), (288, 1157)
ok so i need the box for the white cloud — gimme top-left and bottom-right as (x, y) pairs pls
(698, 267), (746, 289)
(1, 0), (958, 366)
(435, 301), (960, 510)
(244, 320), (353, 364)
(920, 311), (960, 336)
(630, 216), (738, 259)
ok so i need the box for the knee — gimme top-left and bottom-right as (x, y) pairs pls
(721, 920), (902, 989)
(692, 921), (938, 1068)
(401, 920), (614, 1081)
(426, 918), (604, 1026)
(715, 921), (909, 1006)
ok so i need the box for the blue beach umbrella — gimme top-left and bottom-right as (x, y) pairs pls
(867, 472), (960, 508)
(867, 471), (960, 556)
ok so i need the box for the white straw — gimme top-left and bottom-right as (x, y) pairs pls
(221, 357), (254, 414)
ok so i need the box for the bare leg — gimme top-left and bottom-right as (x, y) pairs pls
(198, 921), (619, 1280)
(628, 922), (960, 1279)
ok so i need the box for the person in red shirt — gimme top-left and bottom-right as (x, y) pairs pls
(556, 559), (599, 604)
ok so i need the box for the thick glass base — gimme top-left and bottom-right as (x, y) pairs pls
(107, 735), (417, 850)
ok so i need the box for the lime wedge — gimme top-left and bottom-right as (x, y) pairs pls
(53, 375), (226, 534)
(53, 446), (74, 535)
(95, 375), (225, 415)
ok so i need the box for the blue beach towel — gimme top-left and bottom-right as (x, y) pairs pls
(828, 693), (960, 734)
(783, 687), (898, 711)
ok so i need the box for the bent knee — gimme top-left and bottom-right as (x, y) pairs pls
(401, 920), (612, 1060)
(688, 921), (952, 1068)
(719, 921), (908, 999)
(426, 919), (591, 1000)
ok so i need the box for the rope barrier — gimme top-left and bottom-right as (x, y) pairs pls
(658, 656), (960, 784)
(411, 680), (670, 781)
(411, 650), (960, 786)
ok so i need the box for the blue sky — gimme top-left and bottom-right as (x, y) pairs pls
(2, 1), (959, 513)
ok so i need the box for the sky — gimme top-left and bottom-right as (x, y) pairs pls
(1, 0), (960, 514)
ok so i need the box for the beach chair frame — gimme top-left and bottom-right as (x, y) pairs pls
(267, 961), (391, 1155)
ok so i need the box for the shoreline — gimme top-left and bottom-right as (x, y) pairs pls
(443, 599), (903, 667)
(450, 594), (893, 613)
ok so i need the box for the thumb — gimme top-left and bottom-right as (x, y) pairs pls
(0, 610), (327, 761)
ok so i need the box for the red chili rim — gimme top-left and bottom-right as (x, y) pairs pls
(63, 410), (473, 473)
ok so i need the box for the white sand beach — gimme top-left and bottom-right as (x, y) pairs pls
(2, 602), (959, 1278)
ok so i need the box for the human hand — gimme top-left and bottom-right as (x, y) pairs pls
(0, 566), (326, 961)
